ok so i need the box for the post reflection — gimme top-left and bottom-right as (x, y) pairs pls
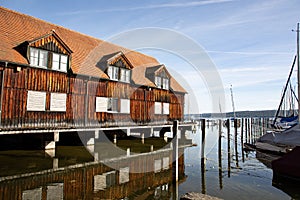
(218, 119), (223, 190)
(201, 119), (206, 194)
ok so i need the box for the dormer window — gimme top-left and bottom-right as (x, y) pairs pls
(108, 66), (131, 83)
(29, 47), (68, 72)
(108, 66), (119, 81)
(104, 52), (133, 83)
(155, 70), (169, 90)
(27, 31), (72, 73)
(120, 68), (130, 82)
(52, 53), (68, 72)
(30, 48), (48, 68)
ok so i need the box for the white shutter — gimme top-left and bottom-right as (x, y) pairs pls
(50, 93), (67, 112)
(163, 103), (169, 115)
(155, 102), (162, 114)
(96, 97), (108, 112)
(120, 99), (130, 113)
(27, 91), (46, 111)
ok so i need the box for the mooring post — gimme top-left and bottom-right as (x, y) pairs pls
(114, 134), (117, 144)
(171, 121), (179, 200)
(234, 119), (239, 168)
(127, 148), (130, 156)
(141, 133), (145, 144)
(241, 118), (244, 144)
(172, 120), (179, 184)
(201, 119), (206, 194)
(227, 118), (231, 178)
(201, 119), (206, 161)
(218, 119), (222, 138)
(45, 131), (60, 158)
(218, 119), (223, 189)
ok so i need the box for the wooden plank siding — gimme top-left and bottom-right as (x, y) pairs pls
(0, 65), (185, 130)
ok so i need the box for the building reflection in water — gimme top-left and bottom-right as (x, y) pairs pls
(0, 132), (191, 200)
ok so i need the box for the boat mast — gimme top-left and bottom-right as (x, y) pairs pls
(230, 84), (236, 119)
(296, 23), (300, 123)
(273, 56), (297, 125)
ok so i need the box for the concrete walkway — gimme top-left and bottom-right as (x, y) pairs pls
(180, 192), (223, 200)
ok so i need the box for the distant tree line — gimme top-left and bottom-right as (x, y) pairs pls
(185, 110), (277, 119)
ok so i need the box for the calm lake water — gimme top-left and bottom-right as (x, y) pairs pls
(181, 121), (295, 200)
(0, 119), (298, 199)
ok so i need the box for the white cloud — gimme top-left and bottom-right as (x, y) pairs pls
(56, 0), (234, 16)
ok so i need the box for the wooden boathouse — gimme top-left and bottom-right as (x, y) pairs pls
(0, 7), (192, 149)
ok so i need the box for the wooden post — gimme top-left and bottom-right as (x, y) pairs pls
(234, 119), (239, 168)
(218, 119), (222, 138)
(114, 134), (117, 144)
(241, 118), (244, 144)
(172, 120), (179, 183)
(141, 133), (145, 144)
(201, 119), (206, 160)
(127, 148), (130, 156)
(218, 119), (223, 189)
(171, 121), (179, 200)
(201, 119), (206, 194)
(241, 118), (245, 163)
(227, 118), (231, 178)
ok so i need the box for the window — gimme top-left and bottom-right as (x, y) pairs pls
(163, 78), (169, 90)
(30, 48), (48, 68)
(108, 66), (119, 80)
(29, 47), (68, 72)
(108, 66), (131, 83)
(120, 68), (131, 83)
(52, 53), (68, 72)
(155, 76), (162, 88)
(108, 98), (119, 112)
(155, 76), (169, 90)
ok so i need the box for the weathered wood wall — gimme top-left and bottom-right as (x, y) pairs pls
(0, 65), (185, 130)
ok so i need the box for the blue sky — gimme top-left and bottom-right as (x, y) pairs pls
(1, 0), (300, 113)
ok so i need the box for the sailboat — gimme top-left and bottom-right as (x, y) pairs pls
(255, 23), (300, 154)
(272, 56), (298, 130)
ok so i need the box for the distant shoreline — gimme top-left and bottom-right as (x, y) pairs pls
(185, 109), (278, 119)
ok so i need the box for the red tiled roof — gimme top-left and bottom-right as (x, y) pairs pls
(0, 6), (186, 93)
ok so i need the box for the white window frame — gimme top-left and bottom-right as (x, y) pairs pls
(30, 47), (48, 68)
(125, 69), (131, 83)
(52, 53), (68, 72)
(108, 66), (131, 83)
(163, 78), (169, 90)
(155, 76), (162, 88)
(107, 98), (119, 112)
(119, 68), (131, 83)
(108, 66), (119, 81)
